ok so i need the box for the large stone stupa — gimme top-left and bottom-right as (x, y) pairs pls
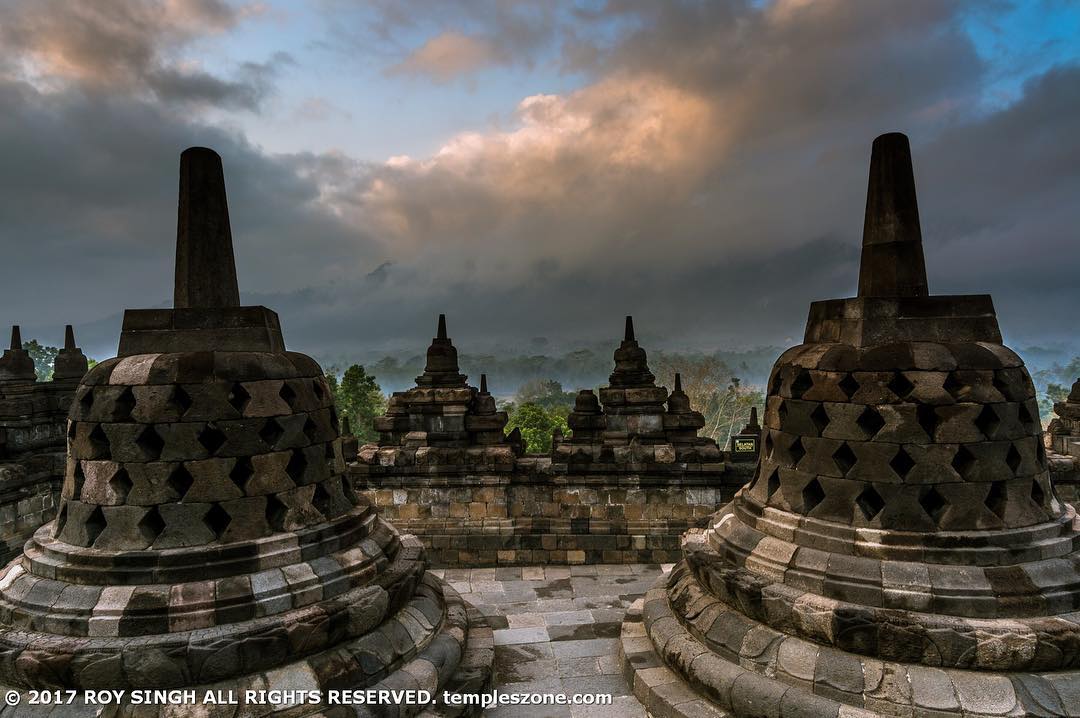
(620, 133), (1080, 717)
(0, 148), (491, 717)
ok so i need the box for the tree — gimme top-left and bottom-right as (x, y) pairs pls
(514, 378), (576, 411)
(22, 340), (59, 381)
(650, 353), (764, 444)
(328, 364), (386, 443)
(505, 402), (569, 454)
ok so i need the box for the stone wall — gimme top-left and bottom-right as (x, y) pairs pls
(351, 457), (753, 566)
(0, 456), (62, 564)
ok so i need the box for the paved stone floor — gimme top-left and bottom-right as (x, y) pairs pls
(430, 563), (671, 718)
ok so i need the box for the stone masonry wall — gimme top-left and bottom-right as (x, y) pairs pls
(352, 461), (753, 566)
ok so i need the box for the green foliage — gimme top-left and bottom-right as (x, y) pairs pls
(1040, 382), (1071, 427)
(514, 378), (576, 411)
(505, 401), (569, 454)
(22, 340), (58, 381)
(325, 364), (386, 442)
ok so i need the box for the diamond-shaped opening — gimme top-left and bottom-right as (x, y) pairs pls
(227, 383), (251, 414)
(312, 482), (332, 518)
(67, 419), (77, 440)
(1006, 443), (1022, 475)
(855, 485), (885, 521)
(88, 424), (111, 460)
(108, 468), (132, 503)
(777, 401), (789, 428)
(801, 478), (825, 512)
(324, 440), (336, 460)
(266, 494), (288, 532)
(810, 404), (830, 435)
(763, 432), (774, 459)
(303, 417), (320, 444)
(167, 464), (194, 500)
(85, 505), (107, 547)
(1031, 479), (1047, 509)
(259, 418), (284, 449)
(53, 502), (68, 538)
(952, 445), (976, 479)
(135, 425), (164, 461)
(72, 460), (86, 498)
(766, 468), (781, 500)
(788, 437), (806, 467)
(170, 385), (193, 416)
(889, 447), (916, 480)
(985, 480), (1007, 519)
(916, 404), (939, 441)
(790, 369), (813, 400)
(919, 486), (948, 524)
(1037, 441), (1047, 468)
(279, 381), (298, 409)
(855, 406), (885, 439)
(887, 372), (915, 400)
(204, 503), (231, 540)
(943, 373), (967, 400)
(312, 379), (325, 400)
(769, 371), (783, 396)
(78, 387), (95, 413)
(974, 405), (1001, 440)
(838, 373), (860, 400)
(137, 506), (166, 544)
(198, 423), (227, 455)
(329, 407), (340, 433)
(832, 442), (857, 476)
(1018, 402), (1037, 431)
(112, 387), (136, 421)
(992, 374), (1014, 402)
(229, 457), (253, 492)
(286, 449), (308, 484)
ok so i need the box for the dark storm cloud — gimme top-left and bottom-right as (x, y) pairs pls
(0, 0), (1078, 367)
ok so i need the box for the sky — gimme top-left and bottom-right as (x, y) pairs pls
(0, 0), (1078, 364)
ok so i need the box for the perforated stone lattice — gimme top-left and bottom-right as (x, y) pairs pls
(57, 355), (353, 551)
(748, 350), (1055, 531)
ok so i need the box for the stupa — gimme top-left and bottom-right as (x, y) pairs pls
(620, 133), (1080, 717)
(371, 316), (520, 452)
(0, 147), (491, 715)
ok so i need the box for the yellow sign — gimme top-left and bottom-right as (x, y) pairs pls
(733, 438), (757, 453)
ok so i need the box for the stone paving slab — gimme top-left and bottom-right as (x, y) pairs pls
(429, 563), (669, 717)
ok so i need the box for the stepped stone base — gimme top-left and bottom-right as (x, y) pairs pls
(0, 570), (492, 718)
(620, 563), (1080, 718)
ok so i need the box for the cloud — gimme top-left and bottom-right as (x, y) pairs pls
(390, 32), (498, 82)
(0, 0), (278, 110)
(2, 0), (1079, 367)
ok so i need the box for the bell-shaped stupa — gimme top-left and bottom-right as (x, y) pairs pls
(0, 148), (491, 715)
(620, 133), (1080, 717)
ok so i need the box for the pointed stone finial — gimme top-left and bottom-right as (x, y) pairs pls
(9, 325), (21, 351)
(342, 415), (352, 436)
(624, 316), (635, 342)
(480, 374), (488, 394)
(858, 132), (928, 298)
(749, 406), (759, 429)
(437, 314), (447, 340)
(174, 147), (241, 309)
(674, 373), (683, 392)
(64, 324), (76, 350)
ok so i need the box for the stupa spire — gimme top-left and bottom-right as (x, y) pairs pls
(480, 373), (488, 394)
(857, 132), (929, 298)
(63, 324), (76, 350)
(437, 313), (447, 340)
(9, 325), (20, 351)
(624, 316), (635, 342)
(174, 147), (240, 309)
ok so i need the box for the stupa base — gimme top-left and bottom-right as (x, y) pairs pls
(620, 562), (1080, 718)
(0, 574), (492, 718)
